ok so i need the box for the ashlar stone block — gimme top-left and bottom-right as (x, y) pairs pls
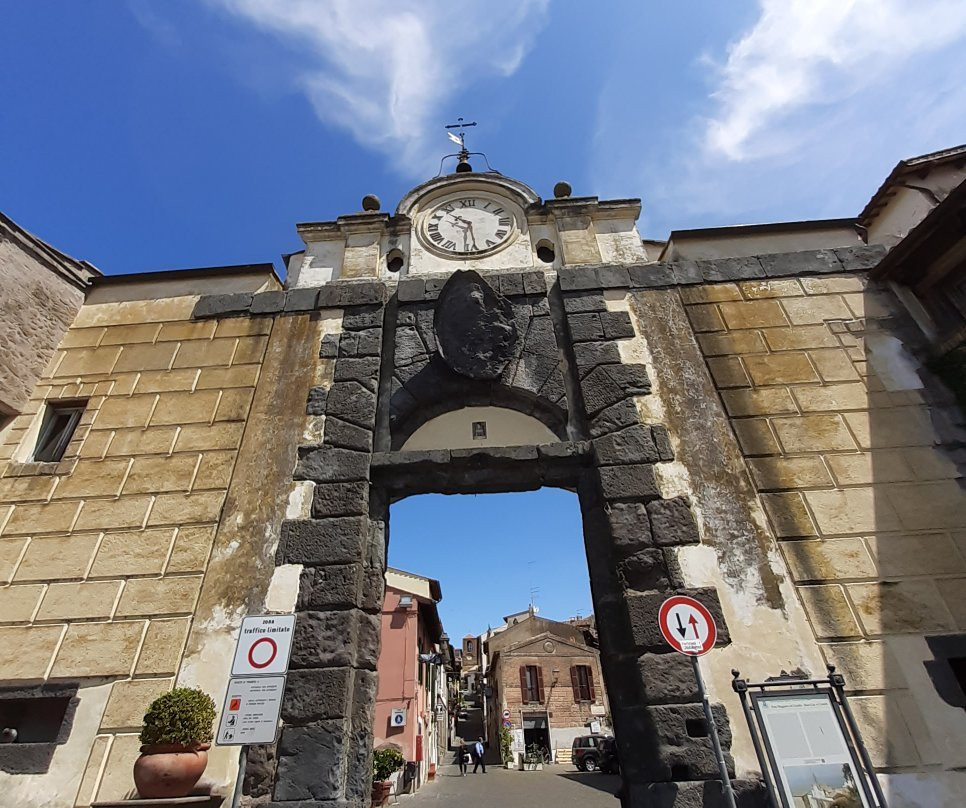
(781, 539), (875, 582)
(101, 678), (173, 731)
(0, 625), (64, 678)
(0, 583), (45, 623)
(135, 617), (191, 676)
(116, 575), (203, 617)
(91, 528), (176, 578)
(772, 414), (856, 453)
(166, 525), (217, 573)
(15, 532), (99, 581)
(52, 620), (146, 677)
(849, 580), (954, 635)
(38, 581), (122, 621)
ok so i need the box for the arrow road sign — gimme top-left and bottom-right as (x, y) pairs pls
(658, 595), (717, 656)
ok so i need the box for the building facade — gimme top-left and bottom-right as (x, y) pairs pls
(0, 144), (963, 807)
(484, 614), (610, 760)
(372, 568), (446, 791)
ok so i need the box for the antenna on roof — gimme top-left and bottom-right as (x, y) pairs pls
(438, 117), (499, 176)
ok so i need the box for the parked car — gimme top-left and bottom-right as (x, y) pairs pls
(571, 734), (611, 772)
(598, 737), (620, 774)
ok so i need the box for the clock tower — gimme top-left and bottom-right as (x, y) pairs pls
(285, 163), (653, 286)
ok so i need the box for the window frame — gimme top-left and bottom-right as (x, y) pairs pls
(32, 400), (86, 463)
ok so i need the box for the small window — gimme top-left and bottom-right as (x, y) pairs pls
(32, 401), (86, 462)
(520, 665), (544, 703)
(471, 421), (487, 440)
(571, 664), (595, 702)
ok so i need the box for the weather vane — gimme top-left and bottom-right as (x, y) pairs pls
(438, 117), (497, 175)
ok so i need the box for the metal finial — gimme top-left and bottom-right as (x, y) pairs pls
(444, 117), (477, 173)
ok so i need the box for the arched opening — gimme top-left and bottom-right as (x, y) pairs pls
(401, 406), (559, 451)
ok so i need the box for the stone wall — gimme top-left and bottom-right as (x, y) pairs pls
(679, 272), (966, 802)
(0, 215), (95, 416)
(0, 288), (310, 807)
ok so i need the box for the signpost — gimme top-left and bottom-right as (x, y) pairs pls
(219, 614), (296, 747)
(658, 595), (736, 808)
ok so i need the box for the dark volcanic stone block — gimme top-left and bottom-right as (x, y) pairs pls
(568, 313), (605, 342)
(581, 366), (627, 417)
(324, 417), (373, 452)
(274, 721), (346, 801)
(397, 278), (425, 302)
(647, 497), (700, 547)
(628, 263), (675, 288)
(573, 340), (621, 370)
(834, 244), (885, 272)
(558, 267), (601, 291)
(619, 547), (670, 591)
(758, 249), (841, 276)
(598, 464), (660, 501)
(317, 281), (387, 307)
(639, 652), (701, 705)
(606, 501), (653, 556)
(281, 668), (352, 724)
(277, 517), (369, 566)
(590, 398), (642, 438)
(342, 304), (384, 330)
(290, 608), (378, 670)
(595, 424), (661, 466)
(651, 424), (675, 461)
(333, 357), (381, 392)
(325, 381), (376, 428)
(319, 333), (340, 358)
(497, 272), (524, 297)
(597, 266), (631, 288)
(672, 261), (703, 286)
(296, 446), (370, 482)
(250, 290), (286, 314)
(606, 363), (651, 394)
(433, 270), (521, 380)
(697, 256), (764, 282)
(563, 292), (607, 314)
(312, 481), (369, 518)
(297, 564), (364, 609)
(522, 270), (547, 294)
(306, 387), (327, 416)
(600, 310), (636, 339)
(284, 288), (319, 312)
(193, 293), (253, 319)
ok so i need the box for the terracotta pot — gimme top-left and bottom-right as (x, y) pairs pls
(133, 743), (210, 799)
(371, 779), (392, 807)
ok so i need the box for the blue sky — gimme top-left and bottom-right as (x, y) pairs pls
(3, 3), (966, 640)
(3, 1), (965, 277)
(388, 490), (590, 642)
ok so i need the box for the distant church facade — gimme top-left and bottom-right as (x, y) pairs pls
(1, 143), (965, 808)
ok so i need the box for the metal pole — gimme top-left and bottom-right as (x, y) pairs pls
(732, 674), (781, 808)
(692, 656), (737, 808)
(229, 745), (248, 808)
(831, 673), (888, 807)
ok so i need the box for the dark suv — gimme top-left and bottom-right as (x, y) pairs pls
(571, 734), (611, 772)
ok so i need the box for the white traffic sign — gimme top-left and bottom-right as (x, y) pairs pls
(658, 595), (717, 656)
(231, 614), (296, 676)
(502, 709), (511, 720)
(216, 676), (286, 745)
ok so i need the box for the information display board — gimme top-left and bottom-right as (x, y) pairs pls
(216, 675), (286, 746)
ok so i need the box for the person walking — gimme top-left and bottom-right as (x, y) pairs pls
(472, 737), (486, 773)
(458, 740), (468, 776)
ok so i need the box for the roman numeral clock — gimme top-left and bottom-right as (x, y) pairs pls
(419, 193), (517, 257)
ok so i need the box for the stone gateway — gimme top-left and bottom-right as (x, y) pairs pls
(0, 146), (965, 808)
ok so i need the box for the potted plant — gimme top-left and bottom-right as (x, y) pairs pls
(371, 747), (404, 806)
(523, 743), (545, 771)
(499, 726), (515, 769)
(133, 687), (216, 799)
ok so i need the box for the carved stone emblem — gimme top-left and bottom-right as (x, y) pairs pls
(433, 270), (520, 380)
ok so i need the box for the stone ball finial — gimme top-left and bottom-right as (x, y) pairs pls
(362, 194), (381, 211)
(553, 181), (572, 199)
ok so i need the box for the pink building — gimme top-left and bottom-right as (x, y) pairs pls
(374, 568), (446, 792)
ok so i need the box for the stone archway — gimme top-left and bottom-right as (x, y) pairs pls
(199, 269), (759, 807)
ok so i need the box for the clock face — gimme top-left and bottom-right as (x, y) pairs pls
(422, 195), (515, 256)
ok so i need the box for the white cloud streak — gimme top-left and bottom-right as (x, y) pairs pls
(703, 0), (966, 161)
(205, 0), (549, 174)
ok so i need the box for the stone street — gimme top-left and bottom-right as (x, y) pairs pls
(394, 763), (621, 807)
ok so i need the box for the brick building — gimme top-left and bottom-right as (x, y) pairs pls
(485, 615), (610, 760)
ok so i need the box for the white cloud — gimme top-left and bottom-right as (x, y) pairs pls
(704, 0), (966, 161)
(205, 0), (549, 175)
(593, 0), (966, 236)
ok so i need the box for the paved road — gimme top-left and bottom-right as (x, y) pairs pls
(396, 763), (621, 807)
